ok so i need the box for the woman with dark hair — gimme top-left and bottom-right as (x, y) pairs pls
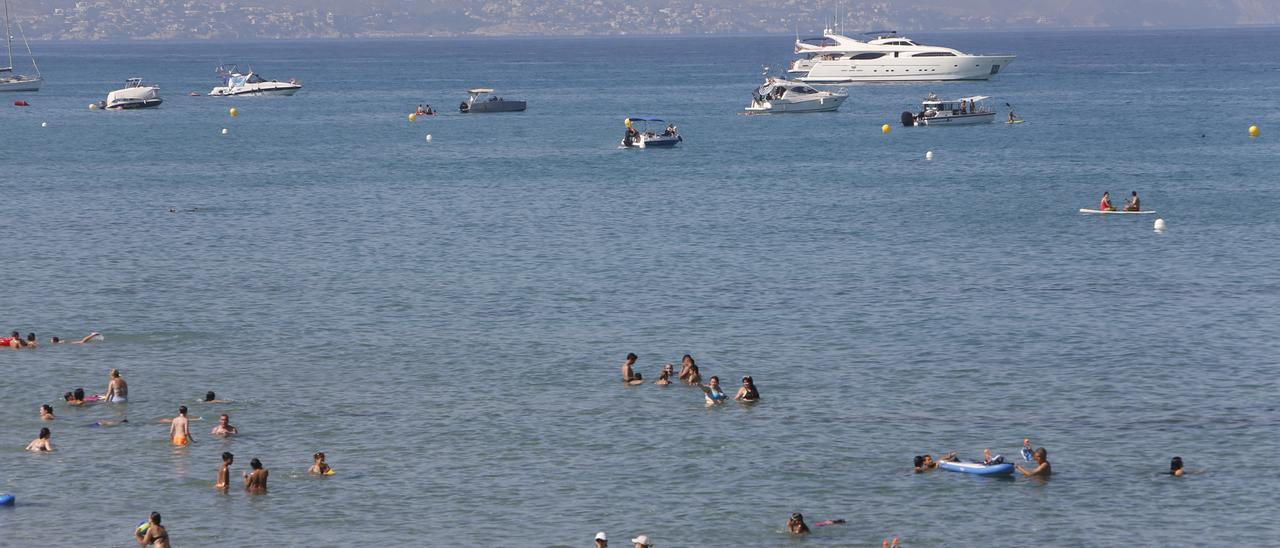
(26, 427), (52, 452)
(40, 404), (54, 420)
(787, 512), (810, 535)
(677, 355), (695, 382)
(734, 376), (760, 402)
(1170, 456), (1185, 477)
(702, 376), (727, 406)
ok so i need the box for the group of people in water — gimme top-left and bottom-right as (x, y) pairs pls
(16, 335), (335, 546)
(620, 353), (760, 405)
(1098, 190), (1141, 212)
(1, 330), (101, 348)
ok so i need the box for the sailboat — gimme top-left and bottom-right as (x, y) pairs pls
(0, 0), (42, 92)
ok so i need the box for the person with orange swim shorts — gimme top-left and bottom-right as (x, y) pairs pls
(169, 406), (192, 446)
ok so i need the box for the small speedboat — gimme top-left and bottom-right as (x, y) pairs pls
(745, 75), (846, 114)
(459, 88), (525, 113)
(208, 64), (300, 97)
(901, 93), (996, 126)
(104, 78), (162, 109)
(620, 117), (681, 149)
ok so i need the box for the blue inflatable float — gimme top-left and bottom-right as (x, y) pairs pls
(938, 460), (1015, 476)
(0, 493), (15, 506)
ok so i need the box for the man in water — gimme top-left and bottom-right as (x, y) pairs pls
(1099, 192), (1115, 212)
(203, 391), (230, 403)
(244, 458), (269, 493)
(105, 369), (128, 403)
(135, 512), (170, 547)
(594, 532), (607, 547)
(630, 534), (653, 547)
(787, 513), (810, 534)
(1015, 447), (1052, 477)
(169, 406), (192, 446)
(210, 414), (237, 437)
(216, 452), (234, 490)
(1124, 191), (1141, 212)
(621, 353), (641, 384)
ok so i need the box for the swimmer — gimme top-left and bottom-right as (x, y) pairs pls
(662, 363), (675, 379)
(628, 372), (644, 385)
(5, 330), (25, 348)
(701, 376), (727, 405)
(734, 376), (760, 402)
(216, 452), (234, 490)
(1014, 447), (1051, 477)
(1170, 456), (1184, 477)
(594, 531), (608, 548)
(655, 368), (672, 386)
(25, 332), (38, 348)
(630, 534), (653, 547)
(1099, 191), (1115, 212)
(677, 354), (696, 382)
(105, 369), (128, 403)
(621, 352), (640, 383)
(70, 332), (102, 344)
(308, 452), (332, 475)
(202, 391), (230, 403)
(135, 512), (170, 548)
(26, 427), (52, 452)
(913, 454), (939, 473)
(89, 419), (128, 427)
(813, 519), (847, 527)
(40, 404), (54, 421)
(787, 512), (811, 534)
(64, 389), (86, 406)
(243, 458), (268, 494)
(169, 406), (192, 446)
(210, 414), (237, 437)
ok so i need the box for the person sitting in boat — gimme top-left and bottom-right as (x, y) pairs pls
(1124, 191), (1140, 212)
(1099, 191), (1116, 212)
(623, 126), (639, 147)
(662, 124), (677, 137)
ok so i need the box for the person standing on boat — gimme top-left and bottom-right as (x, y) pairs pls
(1099, 192), (1115, 212)
(1124, 191), (1140, 212)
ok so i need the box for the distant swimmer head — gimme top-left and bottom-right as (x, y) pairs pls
(50, 337), (60, 344)
(314, 451), (326, 462)
(222, 451), (234, 463)
(150, 512), (162, 525)
(178, 406), (188, 416)
(250, 458), (263, 470)
(742, 376), (753, 385)
(74, 388), (85, 401)
(110, 369), (120, 378)
(1170, 456), (1183, 474)
(913, 455), (924, 468)
(10, 331), (19, 339)
(625, 352), (637, 363)
(41, 404), (53, 415)
(1034, 447), (1047, 462)
(26, 333), (36, 342)
(709, 376), (719, 386)
(633, 372), (642, 380)
(205, 391), (216, 402)
(64, 392), (74, 401)
(38, 427), (50, 440)
(682, 354), (695, 366)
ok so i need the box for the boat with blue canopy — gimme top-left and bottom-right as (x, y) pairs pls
(620, 117), (681, 149)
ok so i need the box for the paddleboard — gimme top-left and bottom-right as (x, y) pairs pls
(938, 461), (1015, 476)
(1079, 209), (1156, 215)
(1005, 120), (1025, 124)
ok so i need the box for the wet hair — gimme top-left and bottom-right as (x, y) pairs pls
(314, 451), (325, 460)
(682, 354), (695, 365)
(633, 372), (642, 380)
(913, 455), (925, 468)
(74, 388), (85, 401)
(709, 375), (719, 383)
(658, 369), (670, 380)
(1170, 456), (1183, 473)
(110, 369), (120, 378)
(10, 331), (19, 338)
(63, 392), (73, 401)
(1034, 447), (1047, 461)
(41, 404), (53, 414)
(50, 337), (60, 343)
(38, 427), (50, 439)
(742, 376), (753, 384)
(178, 406), (188, 416)
(222, 452), (234, 463)
(250, 458), (263, 470)
(219, 414), (229, 421)
(791, 512), (803, 521)
(150, 512), (162, 524)
(26, 332), (35, 341)
(625, 352), (637, 362)
(205, 391), (216, 402)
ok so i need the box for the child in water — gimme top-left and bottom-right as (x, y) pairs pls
(309, 452), (333, 476)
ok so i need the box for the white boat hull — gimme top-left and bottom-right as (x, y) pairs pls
(799, 55), (1015, 83)
(0, 75), (42, 92)
(745, 94), (846, 113)
(106, 85), (162, 109)
(208, 83), (300, 97)
(918, 112), (996, 126)
(1079, 209), (1156, 215)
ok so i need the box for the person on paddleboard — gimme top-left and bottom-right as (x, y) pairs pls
(1099, 192), (1116, 212)
(1124, 191), (1141, 212)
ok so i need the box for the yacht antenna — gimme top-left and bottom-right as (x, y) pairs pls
(3, 0), (14, 73)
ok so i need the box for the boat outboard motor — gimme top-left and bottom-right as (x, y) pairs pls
(900, 111), (917, 127)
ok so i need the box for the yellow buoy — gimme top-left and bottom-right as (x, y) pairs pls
(408, 113), (417, 122)
(229, 107), (238, 118)
(88, 103), (97, 110)
(1249, 125), (1259, 138)
(882, 124), (891, 134)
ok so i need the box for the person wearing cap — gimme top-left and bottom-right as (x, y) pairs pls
(594, 531), (607, 547)
(631, 534), (653, 547)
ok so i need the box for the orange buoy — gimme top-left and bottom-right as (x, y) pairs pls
(14, 100), (30, 107)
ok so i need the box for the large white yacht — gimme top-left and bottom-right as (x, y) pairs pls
(790, 30), (1014, 83)
(208, 64), (301, 97)
(104, 78), (162, 109)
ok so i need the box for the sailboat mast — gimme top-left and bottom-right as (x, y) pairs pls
(4, 0), (15, 72)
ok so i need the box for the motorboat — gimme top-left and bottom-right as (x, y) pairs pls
(0, 0), (41, 92)
(208, 64), (301, 97)
(459, 88), (526, 113)
(104, 78), (162, 109)
(791, 30), (1014, 83)
(620, 117), (681, 149)
(745, 74), (846, 114)
(901, 94), (996, 126)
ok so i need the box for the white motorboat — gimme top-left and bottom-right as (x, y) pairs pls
(208, 64), (300, 96)
(0, 0), (41, 92)
(104, 78), (162, 109)
(620, 117), (681, 149)
(791, 30), (1014, 83)
(901, 94), (996, 126)
(459, 88), (526, 113)
(745, 74), (846, 114)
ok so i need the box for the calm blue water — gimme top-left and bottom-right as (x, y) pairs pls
(2, 28), (1279, 546)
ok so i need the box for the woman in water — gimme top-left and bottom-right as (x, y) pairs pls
(1170, 456), (1185, 477)
(135, 512), (171, 548)
(40, 404), (54, 421)
(702, 376), (727, 405)
(105, 369), (128, 403)
(1015, 447), (1052, 477)
(734, 376), (760, 402)
(787, 512), (810, 535)
(26, 427), (53, 452)
(655, 369), (672, 386)
(309, 452), (332, 475)
(677, 355), (695, 383)
(244, 458), (269, 493)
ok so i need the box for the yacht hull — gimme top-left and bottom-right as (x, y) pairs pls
(208, 84), (301, 97)
(799, 55), (1015, 83)
(745, 94), (846, 113)
(918, 112), (996, 126)
(461, 100), (526, 113)
(0, 76), (42, 92)
(107, 98), (163, 109)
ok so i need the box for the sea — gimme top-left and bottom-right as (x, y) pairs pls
(1, 27), (1278, 546)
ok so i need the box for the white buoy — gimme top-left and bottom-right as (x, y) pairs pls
(221, 128), (228, 135)
(425, 134), (432, 142)
(40, 122), (47, 128)
(925, 150), (933, 160)
(1154, 218), (1166, 232)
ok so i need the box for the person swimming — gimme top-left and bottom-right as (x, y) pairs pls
(203, 391), (229, 403)
(1015, 447), (1051, 477)
(169, 406), (192, 445)
(40, 404), (54, 421)
(702, 376), (727, 405)
(64, 388), (87, 406)
(913, 454), (939, 473)
(210, 414), (237, 437)
(787, 512), (811, 535)
(655, 369), (672, 386)
(734, 376), (760, 402)
(216, 452), (234, 490)
(26, 427), (52, 452)
(244, 458), (269, 493)
(25, 332), (38, 348)
(89, 419), (128, 427)
(1099, 191), (1115, 212)
(309, 452), (333, 475)
(105, 369), (128, 403)
(135, 512), (170, 548)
